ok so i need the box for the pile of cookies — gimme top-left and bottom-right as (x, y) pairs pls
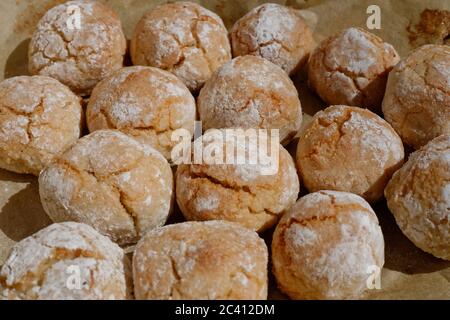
(0, 1), (448, 300)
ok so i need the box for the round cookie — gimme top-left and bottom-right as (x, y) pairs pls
(272, 190), (385, 300)
(198, 55), (302, 145)
(29, 0), (126, 96)
(230, 3), (314, 75)
(297, 105), (404, 203)
(382, 45), (450, 149)
(308, 27), (400, 111)
(133, 220), (268, 300)
(86, 66), (196, 160)
(0, 222), (131, 300)
(385, 134), (450, 260)
(38, 130), (173, 246)
(0, 76), (82, 176)
(130, 1), (231, 92)
(176, 129), (299, 232)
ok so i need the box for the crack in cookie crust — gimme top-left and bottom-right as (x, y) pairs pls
(28, 1), (126, 96)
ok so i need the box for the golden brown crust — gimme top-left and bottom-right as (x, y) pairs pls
(272, 190), (384, 300)
(0, 222), (132, 300)
(0, 76), (82, 176)
(176, 130), (299, 232)
(39, 130), (173, 246)
(133, 220), (268, 300)
(382, 45), (450, 149)
(28, 0), (126, 96)
(86, 66), (196, 160)
(198, 55), (302, 145)
(296, 105), (404, 203)
(130, 1), (231, 92)
(308, 27), (400, 111)
(385, 134), (450, 260)
(230, 3), (314, 75)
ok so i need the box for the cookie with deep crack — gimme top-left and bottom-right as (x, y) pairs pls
(86, 66), (196, 160)
(230, 3), (314, 75)
(385, 134), (450, 260)
(38, 130), (173, 245)
(198, 55), (302, 145)
(130, 1), (231, 93)
(272, 190), (385, 300)
(308, 27), (400, 111)
(296, 105), (404, 203)
(28, 0), (127, 96)
(176, 129), (299, 232)
(0, 76), (82, 176)
(382, 44), (450, 149)
(0, 222), (132, 300)
(133, 220), (268, 299)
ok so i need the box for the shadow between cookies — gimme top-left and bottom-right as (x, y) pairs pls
(3, 38), (30, 79)
(0, 169), (51, 241)
(375, 201), (450, 274)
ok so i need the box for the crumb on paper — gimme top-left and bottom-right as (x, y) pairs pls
(407, 9), (450, 48)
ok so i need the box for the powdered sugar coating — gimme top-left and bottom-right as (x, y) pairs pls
(0, 222), (131, 300)
(0, 76), (82, 176)
(230, 3), (314, 75)
(133, 220), (268, 299)
(385, 134), (450, 260)
(176, 129), (299, 232)
(382, 45), (450, 149)
(28, 0), (126, 96)
(198, 55), (302, 145)
(87, 66), (196, 160)
(130, 1), (231, 92)
(38, 130), (173, 245)
(272, 190), (384, 300)
(297, 105), (404, 203)
(308, 27), (400, 111)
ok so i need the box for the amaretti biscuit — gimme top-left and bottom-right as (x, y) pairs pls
(133, 221), (268, 300)
(272, 190), (385, 300)
(131, 1), (231, 92)
(0, 222), (131, 300)
(308, 27), (400, 111)
(28, 0), (126, 96)
(39, 130), (173, 246)
(382, 44), (450, 149)
(297, 105), (404, 203)
(385, 134), (450, 260)
(230, 3), (314, 75)
(176, 129), (299, 232)
(198, 55), (302, 144)
(0, 76), (82, 176)
(86, 66), (196, 160)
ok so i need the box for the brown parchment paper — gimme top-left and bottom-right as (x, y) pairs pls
(0, 0), (449, 299)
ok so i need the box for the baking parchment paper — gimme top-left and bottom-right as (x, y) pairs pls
(0, 0), (449, 299)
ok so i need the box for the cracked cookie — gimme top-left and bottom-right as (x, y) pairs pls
(296, 105), (404, 203)
(86, 66), (196, 161)
(133, 220), (268, 299)
(385, 134), (450, 260)
(130, 1), (231, 93)
(0, 222), (132, 300)
(230, 3), (314, 75)
(382, 44), (450, 149)
(198, 55), (302, 145)
(308, 27), (400, 111)
(0, 76), (82, 176)
(38, 130), (173, 246)
(272, 190), (384, 300)
(176, 129), (299, 232)
(28, 0), (127, 96)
